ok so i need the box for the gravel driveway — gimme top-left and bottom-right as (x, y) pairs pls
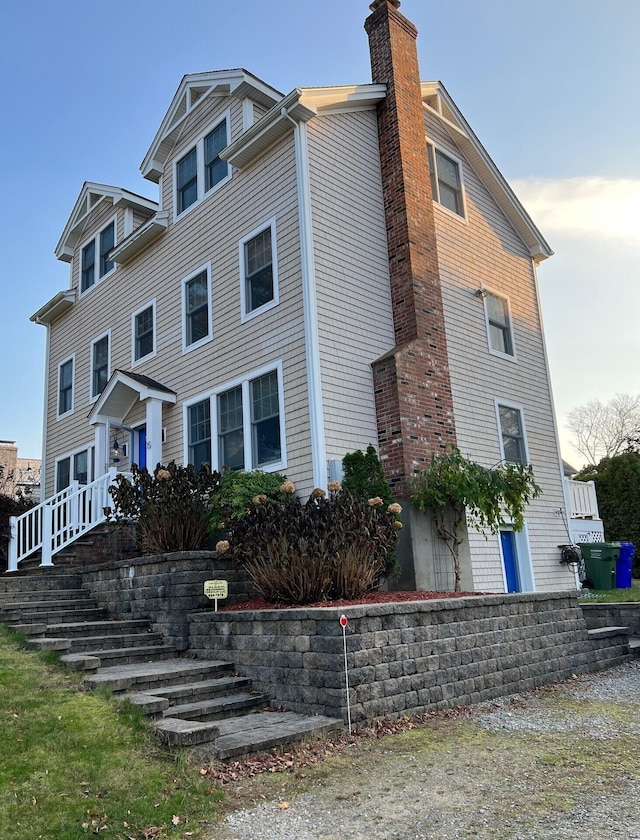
(210, 660), (640, 840)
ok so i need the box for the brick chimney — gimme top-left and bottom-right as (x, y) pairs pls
(365, 0), (456, 496)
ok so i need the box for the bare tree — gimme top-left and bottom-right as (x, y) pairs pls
(566, 393), (640, 465)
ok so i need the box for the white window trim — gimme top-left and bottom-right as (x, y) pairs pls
(426, 139), (467, 223)
(173, 108), (232, 221)
(239, 217), (279, 323)
(78, 214), (118, 297)
(131, 298), (157, 367)
(494, 398), (530, 465)
(482, 287), (517, 362)
(182, 361), (286, 473)
(57, 354), (75, 419)
(498, 522), (535, 593)
(54, 443), (96, 492)
(89, 329), (111, 403)
(181, 262), (213, 354)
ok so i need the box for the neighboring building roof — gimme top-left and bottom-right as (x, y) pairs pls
(563, 459), (579, 476)
(55, 182), (158, 263)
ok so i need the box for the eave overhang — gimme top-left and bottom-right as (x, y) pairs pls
(421, 82), (553, 263)
(89, 370), (177, 426)
(110, 211), (170, 265)
(55, 183), (159, 263)
(30, 290), (76, 326)
(298, 83), (387, 115)
(141, 69), (283, 183)
(221, 89), (316, 170)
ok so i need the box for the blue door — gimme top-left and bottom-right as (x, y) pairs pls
(500, 530), (520, 593)
(136, 426), (147, 470)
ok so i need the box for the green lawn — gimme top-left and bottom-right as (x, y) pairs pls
(579, 583), (640, 603)
(0, 626), (223, 840)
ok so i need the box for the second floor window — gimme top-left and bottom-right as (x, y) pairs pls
(183, 267), (211, 351)
(58, 358), (74, 417)
(498, 404), (527, 464)
(134, 303), (155, 362)
(240, 219), (278, 320)
(485, 292), (515, 357)
(91, 334), (109, 398)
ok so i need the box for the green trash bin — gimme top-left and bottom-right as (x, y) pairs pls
(580, 542), (621, 590)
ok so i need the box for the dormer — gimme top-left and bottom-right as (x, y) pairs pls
(54, 183), (158, 292)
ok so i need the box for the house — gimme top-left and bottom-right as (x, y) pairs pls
(0, 441), (41, 501)
(27, 0), (574, 593)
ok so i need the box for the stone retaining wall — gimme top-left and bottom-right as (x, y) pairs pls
(582, 602), (640, 635)
(188, 593), (630, 723)
(81, 552), (254, 650)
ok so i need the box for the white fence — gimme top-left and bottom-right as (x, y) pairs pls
(7, 468), (116, 572)
(565, 478), (600, 519)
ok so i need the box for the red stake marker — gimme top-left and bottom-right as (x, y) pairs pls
(340, 614), (348, 627)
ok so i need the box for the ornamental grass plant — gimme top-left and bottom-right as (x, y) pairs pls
(218, 483), (401, 604)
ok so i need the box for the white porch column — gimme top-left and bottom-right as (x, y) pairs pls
(145, 398), (163, 471)
(94, 422), (108, 477)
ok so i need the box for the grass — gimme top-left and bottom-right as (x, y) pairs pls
(0, 625), (223, 840)
(579, 582), (640, 603)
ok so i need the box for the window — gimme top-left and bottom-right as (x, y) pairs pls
(497, 403), (528, 464)
(188, 399), (211, 472)
(55, 447), (94, 492)
(182, 265), (212, 351)
(485, 292), (515, 358)
(81, 219), (116, 293)
(174, 114), (230, 218)
(58, 357), (74, 417)
(218, 386), (244, 471)
(132, 301), (156, 363)
(251, 371), (281, 467)
(91, 333), (110, 399)
(240, 219), (279, 320)
(428, 145), (464, 217)
(184, 364), (285, 473)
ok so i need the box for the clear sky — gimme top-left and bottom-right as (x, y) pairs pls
(1, 0), (639, 467)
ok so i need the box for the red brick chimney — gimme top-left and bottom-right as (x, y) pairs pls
(365, 0), (456, 497)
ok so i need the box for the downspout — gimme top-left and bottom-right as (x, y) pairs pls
(283, 108), (327, 489)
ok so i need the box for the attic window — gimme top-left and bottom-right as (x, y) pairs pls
(174, 112), (231, 219)
(428, 145), (465, 218)
(81, 219), (116, 294)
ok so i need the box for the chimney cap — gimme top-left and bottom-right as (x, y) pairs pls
(369, 0), (401, 10)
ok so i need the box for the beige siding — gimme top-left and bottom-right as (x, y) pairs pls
(308, 111), (395, 467)
(45, 93), (315, 496)
(425, 113), (570, 593)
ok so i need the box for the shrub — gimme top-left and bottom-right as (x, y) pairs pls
(0, 492), (36, 569)
(208, 469), (288, 534)
(220, 484), (401, 604)
(342, 444), (394, 508)
(106, 462), (221, 554)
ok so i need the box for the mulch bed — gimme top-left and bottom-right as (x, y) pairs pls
(221, 590), (484, 611)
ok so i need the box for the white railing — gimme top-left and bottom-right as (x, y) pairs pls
(7, 468), (116, 572)
(565, 478), (600, 519)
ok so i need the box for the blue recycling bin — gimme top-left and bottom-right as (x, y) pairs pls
(615, 541), (635, 589)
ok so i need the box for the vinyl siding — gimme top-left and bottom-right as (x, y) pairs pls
(307, 111), (394, 467)
(424, 112), (570, 593)
(44, 92), (314, 495)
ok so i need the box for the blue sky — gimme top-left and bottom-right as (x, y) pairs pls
(1, 0), (639, 466)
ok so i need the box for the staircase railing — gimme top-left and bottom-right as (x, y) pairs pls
(7, 468), (117, 572)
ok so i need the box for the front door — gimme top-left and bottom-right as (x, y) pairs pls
(135, 425), (147, 470)
(500, 530), (521, 593)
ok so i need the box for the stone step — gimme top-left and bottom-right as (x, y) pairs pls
(0, 588), (88, 604)
(210, 711), (342, 759)
(60, 633), (166, 653)
(587, 625), (629, 639)
(154, 717), (221, 748)
(75, 644), (177, 668)
(84, 658), (235, 693)
(162, 691), (268, 722)
(1, 607), (107, 624)
(629, 637), (640, 656)
(0, 599), (100, 618)
(0, 573), (82, 593)
(37, 619), (153, 639)
(136, 675), (253, 706)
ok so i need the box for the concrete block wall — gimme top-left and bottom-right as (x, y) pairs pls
(188, 592), (630, 723)
(81, 551), (254, 650)
(582, 602), (640, 635)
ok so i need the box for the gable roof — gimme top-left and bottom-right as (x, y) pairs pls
(88, 370), (177, 426)
(55, 182), (158, 263)
(141, 69), (283, 183)
(421, 82), (553, 263)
